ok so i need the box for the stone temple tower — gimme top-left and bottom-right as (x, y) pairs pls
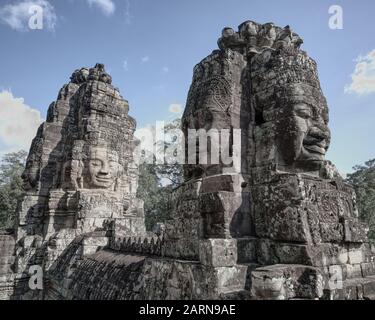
(170, 21), (375, 299)
(9, 64), (146, 299)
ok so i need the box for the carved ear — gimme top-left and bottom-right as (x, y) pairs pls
(77, 177), (83, 189)
(78, 160), (84, 171)
(114, 176), (122, 192)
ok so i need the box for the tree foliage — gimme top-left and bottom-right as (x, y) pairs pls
(137, 163), (173, 230)
(0, 150), (27, 230)
(136, 119), (183, 231)
(347, 159), (375, 240)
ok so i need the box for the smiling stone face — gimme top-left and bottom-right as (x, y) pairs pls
(84, 146), (121, 190)
(251, 48), (331, 174)
(275, 84), (331, 170)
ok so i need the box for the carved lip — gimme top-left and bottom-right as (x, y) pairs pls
(303, 144), (326, 155)
(95, 177), (112, 183)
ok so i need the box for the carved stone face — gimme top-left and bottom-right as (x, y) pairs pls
(22, 157), (39, 191)
(84, 147), (121, 190)
(275, 84), (331, 171)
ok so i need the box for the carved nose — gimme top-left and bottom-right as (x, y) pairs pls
(100, 163), (109, 175)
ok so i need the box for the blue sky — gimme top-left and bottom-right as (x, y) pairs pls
(0, 0), (374, 174)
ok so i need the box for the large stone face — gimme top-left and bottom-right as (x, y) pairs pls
(251, 48), (331, 174)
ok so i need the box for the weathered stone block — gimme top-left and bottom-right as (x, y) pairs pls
(273, 243), (312, 265)
(345, 264), (363, 279)
(362, 277), (375, 299)
(215, 265), (248, 294)
(319, 222), (344, 242)
(348, 245), (365, 265)
(251, 264), (324, 300)
(324, 281), (359, 300)
(200, 191), (251, 238)
(200, 174), (248, 193)
(199, 239), (237, 267)
(361, 262), (375, 277)
(310, 244), (349, 267)
(254, 205), (311, 243)
(344, 219), (368, 243)
(237, 238), (257, 263)
(326, 265), (345, 290)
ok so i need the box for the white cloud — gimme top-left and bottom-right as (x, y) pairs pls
(0, 90), (43, 152)
(141, 56), (150, 63)
(169, 104), (182, 114)
(162, 66), (169, 73)
(0, 0), (57, 32)
(87, 0), (115, 16)
(345, 49), (375, 95)
(124, 0), (132, 24)
(123, 60), (128, 71)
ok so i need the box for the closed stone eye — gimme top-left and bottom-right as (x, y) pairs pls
(90, 160), (102, 167)
(294, 104), (312, 118)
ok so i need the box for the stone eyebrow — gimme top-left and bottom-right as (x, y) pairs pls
(293, 103), (311, 109)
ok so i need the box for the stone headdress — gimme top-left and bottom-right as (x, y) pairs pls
(251, 48), (328, 120)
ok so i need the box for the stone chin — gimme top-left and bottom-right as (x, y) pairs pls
(299, 128), (330, 170)
(294, 139), (328, 171)
(277, 127), (330, 172)
(297, 149), (325, 170)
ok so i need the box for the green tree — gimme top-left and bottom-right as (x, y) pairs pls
(0, 150), (27, 230)
(136, 119), (183, 231)
(154, 118), (184, 188)
(137, 163), (173, 230)
(347, 159), (375, 241)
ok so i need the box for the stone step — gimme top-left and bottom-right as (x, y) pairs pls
(237, 262), (260, 291)
(250, 264), (324, 300)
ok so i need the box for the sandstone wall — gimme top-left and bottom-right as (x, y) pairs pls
(46, 249), (251, 300)
(0, 234), (15, 275)
(0, 233), (15, 299)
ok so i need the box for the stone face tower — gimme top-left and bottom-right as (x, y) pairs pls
(176, 21), (375, 299)
(10, 64), (146, 299)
